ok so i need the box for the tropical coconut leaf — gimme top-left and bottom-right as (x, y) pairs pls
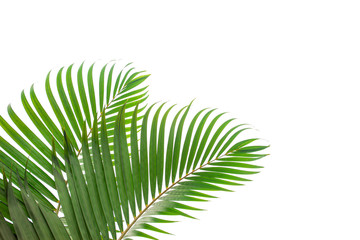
(1, 100), (268, 240)
(0, 61), (149, 219)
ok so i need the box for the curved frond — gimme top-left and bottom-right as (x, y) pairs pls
(119, 103), (268, 239)
(0, 61), (149, 226)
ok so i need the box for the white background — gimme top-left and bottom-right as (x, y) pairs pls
(1, 1), (360, 239)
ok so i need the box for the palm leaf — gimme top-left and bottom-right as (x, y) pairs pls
(0, 61), (149, 227)
(2, 101), (266, 240)
(115, 102), (267, 239)
(0, 61), (268, 240)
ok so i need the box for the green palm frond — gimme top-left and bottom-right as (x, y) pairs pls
(1, 100), (268, 240)
(0, 61), (149, 214)
(118, 103), (267, 239)
(0, 61), (268, 240)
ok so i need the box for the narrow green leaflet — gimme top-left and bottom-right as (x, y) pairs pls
(114, 104), (136, 217)
(66, 64), (84, 132)
(140, 104), (155, 205)
(149, 103), (165, 198)
(157, 104), (176, 193)
(130, 104), (142, 210)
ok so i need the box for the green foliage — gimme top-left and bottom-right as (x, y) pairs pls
(0, 61), (268, 240)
